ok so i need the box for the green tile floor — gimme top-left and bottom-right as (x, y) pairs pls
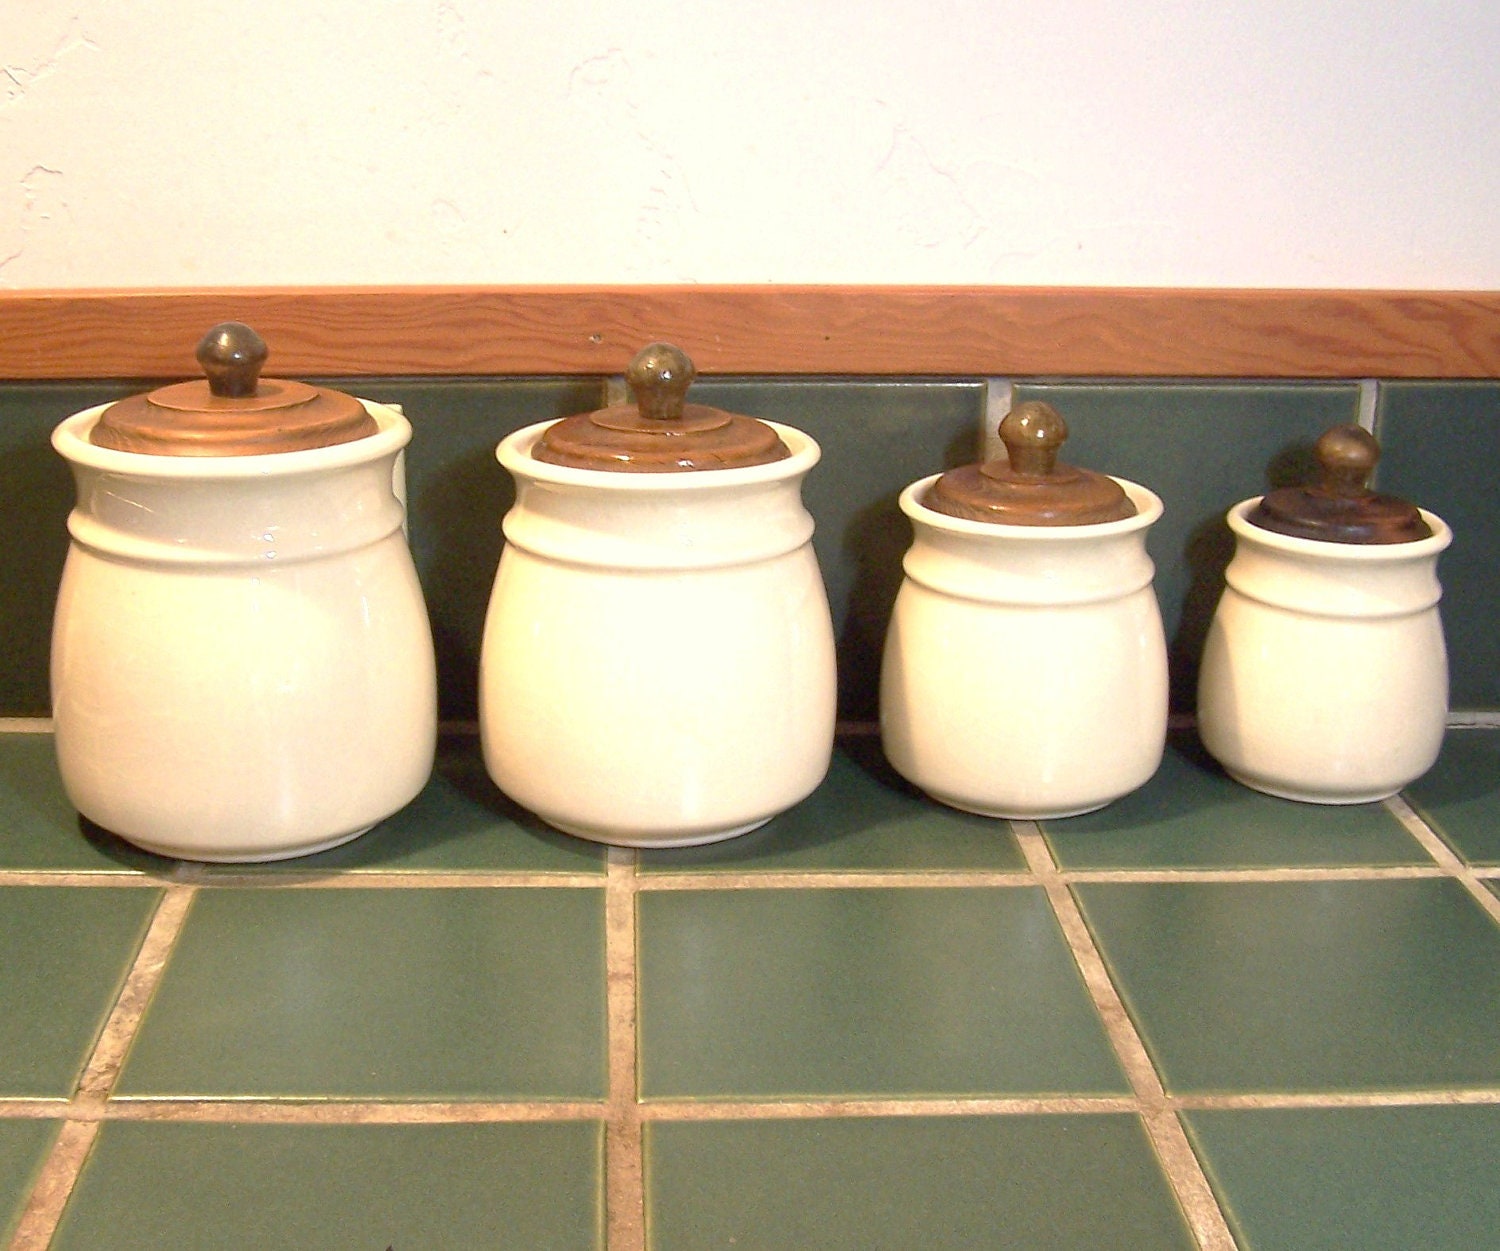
(1, 724), (1498, 1249)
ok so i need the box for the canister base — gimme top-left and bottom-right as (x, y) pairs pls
(1221, 769), (1400, 806)
(109, 824), (376, 864)
(541, 815), (775, 848)
(927, 793), (1112, 822)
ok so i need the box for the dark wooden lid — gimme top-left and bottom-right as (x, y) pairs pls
(1248, 424), (1432, 544)
(924, 400), (1136, 526)
(90, 323), (377, 456)
(533, 342), (790, 472)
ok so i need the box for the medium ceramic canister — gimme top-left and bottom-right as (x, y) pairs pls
(1197, 423), (1451, 803)
(880, 401), (1168, 819)
(50, 323), (437, 860)
(479, 343), (837, 846)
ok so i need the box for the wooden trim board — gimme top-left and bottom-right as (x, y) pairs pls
(1, 286), (1496, 379)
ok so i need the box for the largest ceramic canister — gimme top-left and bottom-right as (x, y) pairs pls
(50, 323), (437, 861)
(1197, 423), (1451, 803)
(479, 343), (837, 846)
(880, 402), (1168, 819)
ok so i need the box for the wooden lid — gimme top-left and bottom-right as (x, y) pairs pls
(532, 342), (790, 472)
(90, 323), (377, 456)
(924, 400), (1136, 525)
(1248, 424), (1432, 544)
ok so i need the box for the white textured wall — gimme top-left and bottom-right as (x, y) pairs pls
(5, 1), (1498, 288)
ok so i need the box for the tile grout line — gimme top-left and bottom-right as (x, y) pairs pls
(9, 882), (197, 1251)
(634, 870), (1037, 891)
(1383, 793), (1500, 927)
(603, 847), (645, 1251)
(0, 863), (1466, 891)
(1012, 824), (1237, 1251)
(637, 1096), (1140, 1120)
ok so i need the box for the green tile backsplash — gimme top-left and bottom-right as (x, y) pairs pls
(0, 383), (141, 715)
(2, 374), (1492, 718)
(1377, 382), (1500, 709)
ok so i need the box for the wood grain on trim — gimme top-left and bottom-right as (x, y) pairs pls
(1, 286), (1496, 379)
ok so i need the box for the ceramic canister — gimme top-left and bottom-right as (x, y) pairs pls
(50, 323), (437, 861)
(479, 343), (837, 847)
(1197, 424), (1451, 803)
(880, 401), (1168, 819)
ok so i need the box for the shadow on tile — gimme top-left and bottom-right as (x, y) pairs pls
(638, 734), (1025, 873)
(1042, 730), (1425, 870)
(202, 735), (604, 874)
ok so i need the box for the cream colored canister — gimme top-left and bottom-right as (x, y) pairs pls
(50, 324), (437, 860)
(881, 402), (1168, 819)
(1197, 424), (1450, 803)
(479, 344), (836, 846)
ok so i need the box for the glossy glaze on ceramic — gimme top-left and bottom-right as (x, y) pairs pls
(50, 402), (437, 860)
(881, 475), (1168, 819)
(1197, 498), (1451, 803)
(479, 420), (836, 846)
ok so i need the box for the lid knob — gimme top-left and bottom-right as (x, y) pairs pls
(997, 401), (1068, 478)
(627, 342), (696, 423)
(530, 340), (791, 472)
(1315, 423), (1380, 497)
(87, 322), (377, 455)
(196, 322), (268, 399)
(923, 400), (1136, 525)
(1247, 422), (1432, 543)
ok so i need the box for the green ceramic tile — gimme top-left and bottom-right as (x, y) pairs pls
(0, 733), (169, 871)
(1075, 879), (1500, 1094)
(117, 887), (605, 1099)
(53, 1120), (602, 1251)
(349, 378), (605, 721)
(692, 379), (986, 719)
(639, 736), (1024, 874)
(0, 383), (142, 716)
(1042, 731), (1427, 869)
(0, 886), (161, 1096)
(202, 733), (604, 874)
(1403, 729), (1500, 865)
(0, 1119), (57, 1244)
(646, 1115), (1194, 1251)
(1012, 382), (1361, 711)
(1184, 1105), (1500, 1251)
(637, 887), (1126, 1098)
(1377, 382), (1500, 709)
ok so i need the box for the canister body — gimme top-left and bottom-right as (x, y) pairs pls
(1197, 499), (1451, 803)
(479, 421), (836, 847)
(50, 402), (437, 860)
(881, 476), (1168, 819)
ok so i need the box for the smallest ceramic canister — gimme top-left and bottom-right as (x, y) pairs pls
(1197, 423), (1452, 803)
(880, 401), (1169, 819)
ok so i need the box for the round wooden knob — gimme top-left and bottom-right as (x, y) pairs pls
(998, 401), (1068, 477)
(1316, 424), (1379, 498)
(196, 323), (268, 399)
(627, 342), (696, 423)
